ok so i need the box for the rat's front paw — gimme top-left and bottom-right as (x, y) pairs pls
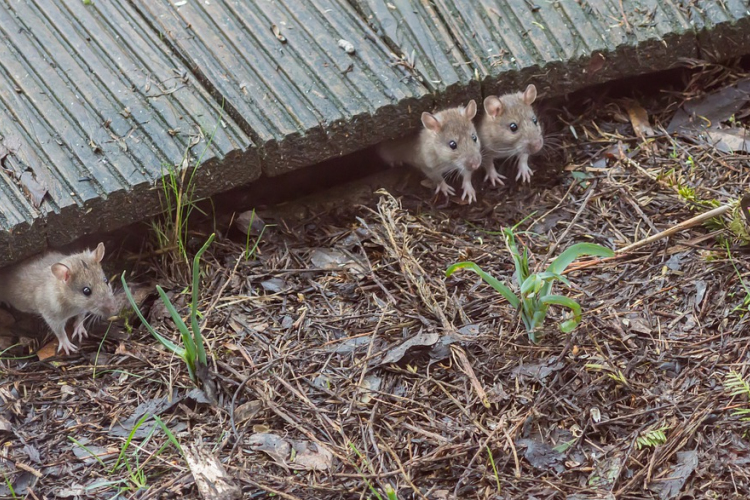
(484, 168), (506, 187)
(57, 336), (78, 355)
(72, 322), (88, 342)
(435, 181), (456, 198)
(515, 163), (534, 184)
(461, 181), (477, 204)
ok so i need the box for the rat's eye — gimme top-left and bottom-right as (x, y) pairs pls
(471, 134), (477, 142)
(103, 276), (109, 285)
(509, 123), (518, 132)
(532, 116), (538, 125)
(448, 140), (458, 150)
(82, 287), (92, 296)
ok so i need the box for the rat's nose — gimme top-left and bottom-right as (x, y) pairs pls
(468, 156), (482, 171)
(530, 137), (544, 154)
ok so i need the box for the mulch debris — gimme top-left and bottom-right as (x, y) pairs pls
(3, 61), (750, 499)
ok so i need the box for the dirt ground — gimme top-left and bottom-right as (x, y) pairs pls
(3, 61), (750, 500)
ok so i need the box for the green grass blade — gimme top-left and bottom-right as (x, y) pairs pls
(110, 413), (152, 473)
(541, 295), (582, 333)
(121, 274), (186, 358)
(68, 436), (108, 468)
(190, 234), (215, 366)
(547, 243), (614, 275)
(153, 415), (184, 456)
(156, 285), (195, 363)
(446, 262), (520, 308)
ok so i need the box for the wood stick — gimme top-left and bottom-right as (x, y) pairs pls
(617, 203), (733, 254)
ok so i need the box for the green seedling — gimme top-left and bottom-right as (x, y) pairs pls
(121, 234), (214, 384)
(724, 371), (750, 422)
(446, 226), (613, 343)
(349, 443), (398, 500)
(486, 445), (501, 493)
(636, 426), (669, 450)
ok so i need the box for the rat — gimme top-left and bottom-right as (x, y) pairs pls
(0, 243), (117, 355)
(378, 100), (483, 203)
(477, 84), (544, 186)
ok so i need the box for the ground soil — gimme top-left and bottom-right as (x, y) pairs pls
(2, 61), (750, 500)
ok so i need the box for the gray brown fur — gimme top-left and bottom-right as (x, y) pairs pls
(0, 243), (117, 354)
(378, 100), (482, 203)
(478, 84), (544, 185)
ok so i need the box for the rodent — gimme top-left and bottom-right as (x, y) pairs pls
(0, 243), (117, 355)
(378, 100), (483, 203)
(477, 84), (544, 185)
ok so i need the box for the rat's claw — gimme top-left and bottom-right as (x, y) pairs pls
(57, 336), (78, 355)
(516, 164), (534, 184)
(72, 322), (88, 342)
(461, 181), (477, 204)
(484, 168), (506, 187)
(435, 181), (455, 198)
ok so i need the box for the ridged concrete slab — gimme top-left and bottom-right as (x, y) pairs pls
(132, 0), (434, 176)
(0, 0), (255, 266)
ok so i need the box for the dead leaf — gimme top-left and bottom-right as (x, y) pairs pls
(309, 248), (365, 275)
(184, 442), (241, 500)
(247, 432), (334, 471)
(625, 101), (654, 138)
(650, 450), (698, 499)
(36, 340), (60, 361)
(511, 360), (564, 381)
(378, 332), (440, 366)
(668, 78), (750, 134)
(586, 52), (606, 76)
(234, 400), (262, 423)
(359, 374), (382, 404)
(19, 171), (47, 207)
(291, 440), (334, 471)
(516, 438), (565, 472)
(706, 128), (750, 153)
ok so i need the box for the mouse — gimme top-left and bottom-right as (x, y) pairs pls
(477, 84), (544, 186)
(0, 243), (117, 355)
(378, 100), (483, 203)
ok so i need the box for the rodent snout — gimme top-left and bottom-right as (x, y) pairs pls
(529, 137), (544, 154)
(467, 156), (482, 171)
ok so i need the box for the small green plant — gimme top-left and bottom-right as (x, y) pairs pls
(446, 226), (613, 342)
(486, 445), (501, 493)
(724, 371), (750, 421)
(156, 106), (223, 263)
(349, 443), (398, 500)
(636, 426), (669, 450)
(69, 414), (182, 493)
(121, 234), (215, 384)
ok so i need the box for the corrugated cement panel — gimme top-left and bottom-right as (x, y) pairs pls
(131, 0), (439, 176)
(0, 0), (256, 266)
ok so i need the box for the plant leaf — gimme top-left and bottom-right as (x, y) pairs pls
(446, 262), (520, 308)
(121, 275), (186, 358)
(547, 243), (614, 276)
(156, 286), (196, 375)
(191, 233), (214, 367)
(541, 295), (582, 333)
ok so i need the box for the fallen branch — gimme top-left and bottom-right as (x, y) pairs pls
(617, 203), (733, 254)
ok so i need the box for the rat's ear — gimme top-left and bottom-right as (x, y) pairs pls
(421, 112), (442, 133)
(93, 242), (106, 263)
(51, 263), (71, 283)
(483, 96), (504, 118)
(463, 100), (477, 120)
(522, 84), (537, 105)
